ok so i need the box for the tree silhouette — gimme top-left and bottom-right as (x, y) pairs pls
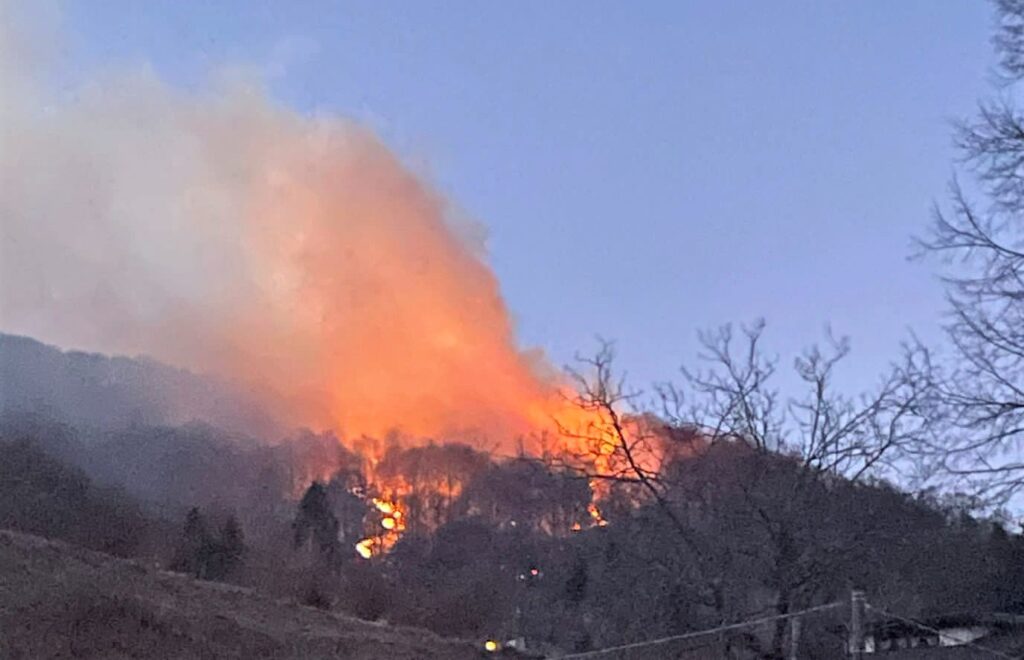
(210, 514), (245, 580)
(171, 507), (214, 579)
(170, 507), (246, 581)
(293, 482), (341, 567)
(911, 0), (1024, 503)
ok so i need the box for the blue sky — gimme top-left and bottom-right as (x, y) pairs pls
(58, 1), (994, 394)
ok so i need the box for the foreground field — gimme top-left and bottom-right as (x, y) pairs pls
(0, 530), (508, 660)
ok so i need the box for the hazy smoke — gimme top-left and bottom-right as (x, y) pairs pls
(0, 7), (566, 444)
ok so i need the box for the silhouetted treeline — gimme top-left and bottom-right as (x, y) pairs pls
(3, 327), (1024, 657)
(169, 507), (246, 580)
(0, 439), (163, 557)
(5, 409), (1024, 658)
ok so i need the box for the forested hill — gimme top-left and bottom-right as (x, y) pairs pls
(0, 333), (279, 439)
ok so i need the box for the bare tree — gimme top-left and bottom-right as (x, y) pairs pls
(675, 321), (921, 481)
(912, 0), (1024, 504)
(562, 322), (919, 496)
(558, 322), (922, 658)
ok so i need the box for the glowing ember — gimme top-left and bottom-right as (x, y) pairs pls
(355, 496), (408, 559)
(354, 539), (374, 560)
(332, 376), (673, 559)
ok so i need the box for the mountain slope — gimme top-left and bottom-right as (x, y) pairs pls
(0, 333), (280, 439)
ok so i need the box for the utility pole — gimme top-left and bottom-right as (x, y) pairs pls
(849, 590), (865, 659)
(788, 615), (801, 660)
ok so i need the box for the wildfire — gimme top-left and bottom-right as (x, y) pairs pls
(373, 497), (406, 535)
(0, 8), (690, 564)
(338, 393), (673, 557)
(354, 495), (408, 559)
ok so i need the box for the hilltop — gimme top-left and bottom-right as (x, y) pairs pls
(0, 333), (279, 439)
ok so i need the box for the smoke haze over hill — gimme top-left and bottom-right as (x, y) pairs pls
(0, 4), (568, 446)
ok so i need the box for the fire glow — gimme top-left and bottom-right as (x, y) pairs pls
(345, 412), (655, 558)
(1, 22), (590, 452)
(0, 23), (661, 560)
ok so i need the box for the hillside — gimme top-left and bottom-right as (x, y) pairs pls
(0, 333), (280, 439)
(0, 530), (509, 660)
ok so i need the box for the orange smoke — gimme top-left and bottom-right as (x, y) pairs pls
(1, 7), (638, 497)
(237, 128), (571, 445)
(1, 33), (578, 448)
(1, 9), (674, 563)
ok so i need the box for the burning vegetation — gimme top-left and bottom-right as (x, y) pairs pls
(0, 2), (693, 562)
(0, 20), (606, 458)
(16, 4), (1024, 657)
(292, 401), (680, 560)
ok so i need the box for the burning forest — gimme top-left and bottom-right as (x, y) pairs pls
(0, 5), (677, 565)
(7, 2), (1024, 659)
(2, 9), (590, 451)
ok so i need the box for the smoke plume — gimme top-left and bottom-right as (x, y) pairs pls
(0, 7), (566, 445)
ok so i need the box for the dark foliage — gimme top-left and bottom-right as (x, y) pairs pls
(169, 507), (246, 581)
(2, 407), (1022, 657)
(293, 482), (341, 567)
(0, 439), (150, 557)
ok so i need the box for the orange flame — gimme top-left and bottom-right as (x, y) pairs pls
(0, 17), (688, 560)
(355, 495), (409, 559)
(3, 60), (634, 469)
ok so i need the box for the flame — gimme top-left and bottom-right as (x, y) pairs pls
(374, 499), (397, 516)
(358, 536), (378, 556)
(0, 26), (669, 555)
(343, 405), (670, 556)
(0, 39), (597, 456)
(355, 495), (409, 559)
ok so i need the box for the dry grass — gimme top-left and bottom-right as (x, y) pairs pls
(0, 530), (513, 659)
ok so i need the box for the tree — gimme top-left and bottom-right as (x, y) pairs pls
(0, 436), (148, 558)
(325, 477), (368, 547)
(559, 324), (923, 658)
(911, 0), (1024, 503)
(456, 458), (592, 534)
(170, 508), (245, 581)
(170, 507), (214, 579)
(388, 517), (522, 638)
(376, 443), (489, 533)
(211, 514), (246, 580)
(293, 481), (341, 567)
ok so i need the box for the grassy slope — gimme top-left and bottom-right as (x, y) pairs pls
(0, 530), (509, 660)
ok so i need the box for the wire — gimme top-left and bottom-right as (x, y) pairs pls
(558, 601), (842, 659)
(865, 604), (1020, 660)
